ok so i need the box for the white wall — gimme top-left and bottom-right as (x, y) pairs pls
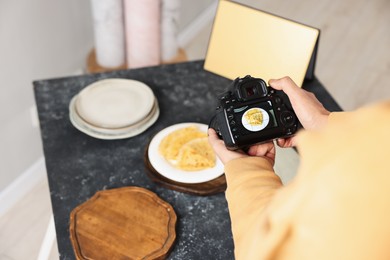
(179, 0), (215, 31)
(0, 0), (94, 191)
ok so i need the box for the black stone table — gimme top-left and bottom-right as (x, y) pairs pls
(33, 60), (341, 260)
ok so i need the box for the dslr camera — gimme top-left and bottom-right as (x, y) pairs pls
(209, 75), (299, 150)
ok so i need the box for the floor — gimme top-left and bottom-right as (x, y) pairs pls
(1, 0), (389, 259)
(0, 180), (58, 260)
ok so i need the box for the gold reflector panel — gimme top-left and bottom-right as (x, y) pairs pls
(204, 0), (319, 87)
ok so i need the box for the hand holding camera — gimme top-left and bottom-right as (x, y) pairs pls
(208, 76), (331, 165)
(209, 75), (299, 150)
(268, 77), (331, 147)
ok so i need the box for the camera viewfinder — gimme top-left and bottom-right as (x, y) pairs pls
(239, 80), (267, 101)
(245, 86), (255, 97)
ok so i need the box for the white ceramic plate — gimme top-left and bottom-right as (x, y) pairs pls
(69, 96), (159, 140)
(75, 78), (155, 129)
(71, 96), (158, 135)
(148, 123), (224, 184)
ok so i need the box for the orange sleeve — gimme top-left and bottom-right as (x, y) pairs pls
(223, 102), (390, 260)
(224, 157), (283, 259)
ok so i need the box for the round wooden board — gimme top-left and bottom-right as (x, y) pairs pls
(69, 187), (177, 260)
(144, 144), (227, 196)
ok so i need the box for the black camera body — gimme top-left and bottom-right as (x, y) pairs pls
(209, 75), (299, 150)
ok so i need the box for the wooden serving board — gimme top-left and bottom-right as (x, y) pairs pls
(69, 187), (176, 260)
(144, 145), (227, 196)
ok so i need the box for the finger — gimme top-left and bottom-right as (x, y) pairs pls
(276, 138), (287, 148)
(277, 137), (296, 148)
(247, 142), (276, 165)
(208, 129), (247, 164)
(208, 128), (222, 144)
(208, 128), (217, 138)
(208, 129), (226, 150)
(247, 142), (274, 156)
(268, 76), (300, 97)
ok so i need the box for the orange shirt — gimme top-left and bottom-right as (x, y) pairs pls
(224, 101), (390, 260)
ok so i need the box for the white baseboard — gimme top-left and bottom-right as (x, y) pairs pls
(178, 0), (218, 48)
(0, 157), (46, 217)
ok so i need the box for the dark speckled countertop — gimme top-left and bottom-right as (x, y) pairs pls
(33, 60), (341, 260)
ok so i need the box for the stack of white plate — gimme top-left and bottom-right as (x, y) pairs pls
(69, 78), (159, 140)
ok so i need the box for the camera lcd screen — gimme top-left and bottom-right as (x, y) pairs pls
(233, 101), (278, 132)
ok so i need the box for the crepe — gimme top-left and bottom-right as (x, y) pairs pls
(244, 108), (263, 126)
(159, 126), (206, 161)
(176, 137), (216, 171)
(159, 126), (216, 171)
